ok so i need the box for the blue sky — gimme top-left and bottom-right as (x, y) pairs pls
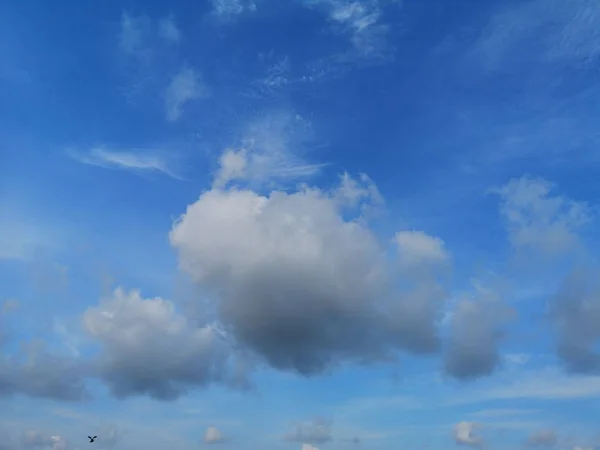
(2, 0), (600, 449)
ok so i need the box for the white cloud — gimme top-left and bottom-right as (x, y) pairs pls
(305, 0), (400, 62)
(82, 287), (232, 400)
(0, 340), (88, 401)
(453, 421), (483, 447)
(394, 230), (449, 269)
(301, 445), (320, 450)
(551, 267), (600, 373)
(505, 353), (531, 365)
(494, 176), (600, 373)
(159, 15), (181, 43)
(118, 13), (151, 57)
(444, 282), (513, 380)
(22, 431), (70, 450)
(494, 176), (590, 257)
(204, 426), (222, 444)
(211, 0), (258, 19)
(335, 172), (384, 213)
(212, 112), (325, 188)
(169, 177), (448, 375)
(66, 147), (183, 179)
(165, 66), (205, 122)
(329, 1), (388, 57)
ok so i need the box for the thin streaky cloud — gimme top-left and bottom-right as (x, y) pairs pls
(66, 147), (184, 180)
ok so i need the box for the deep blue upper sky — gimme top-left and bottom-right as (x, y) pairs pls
(2, 1), (600, 450)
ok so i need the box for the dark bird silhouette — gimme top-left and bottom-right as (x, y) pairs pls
(88, 436), (97, 443)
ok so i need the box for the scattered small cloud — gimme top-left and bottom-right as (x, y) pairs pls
(302, 0), (402, 71)
(22, 431), (71, 450)
(165, 66), (205, 122)
(505, 353), (531, 365)
(210, 0), (258, 20)
(204, 426), (222, 444)
(118, 12), (152, 59)
(453, 421), (483, 448)
(493, 176), (591, 258)
(394, 230), (449, 269)
(0, 340), (89, 401)
(158, 15), (181, 43)
(285, 418), (333, 445)
(444, 281), (513, 380)
(82, 287), (233, 400)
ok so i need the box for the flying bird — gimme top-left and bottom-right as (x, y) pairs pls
(88, 436), (97, 443)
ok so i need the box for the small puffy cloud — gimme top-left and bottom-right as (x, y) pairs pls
(22, 432), (70, 450)
(170, 176), (448, 376)
(213, 149), (248, 188)
(453, 421), (483, 447)
(159, 15), (181, 43)
(204, 427), (222, 444)
(394, 230), (449, 270)
(285, 418), (332, 444)
(494, 176), (590, 257)
(526, 430), (558, 447)
(444, 282), (512, 380)
(165, 66), (205, 122)
(335, 172), (384, 215)
(302, 445), (320, 450)
(82, 287), (231, 400)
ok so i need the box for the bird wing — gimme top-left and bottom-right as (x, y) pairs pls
(93, 437), (97, 439)
(88, 437), (92, 439)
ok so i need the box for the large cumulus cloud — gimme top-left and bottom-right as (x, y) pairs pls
(12, 169), (597, 401)
(168, 174), (449, 375)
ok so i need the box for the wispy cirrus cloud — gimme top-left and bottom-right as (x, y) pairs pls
(304, 0), (401, 67)
(165, 66), (206, 122)
(212, 111), (326, 188)
(210, 0), (258, 19)
(66, 147), (184, 180)
(470, 0), (600, 72)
